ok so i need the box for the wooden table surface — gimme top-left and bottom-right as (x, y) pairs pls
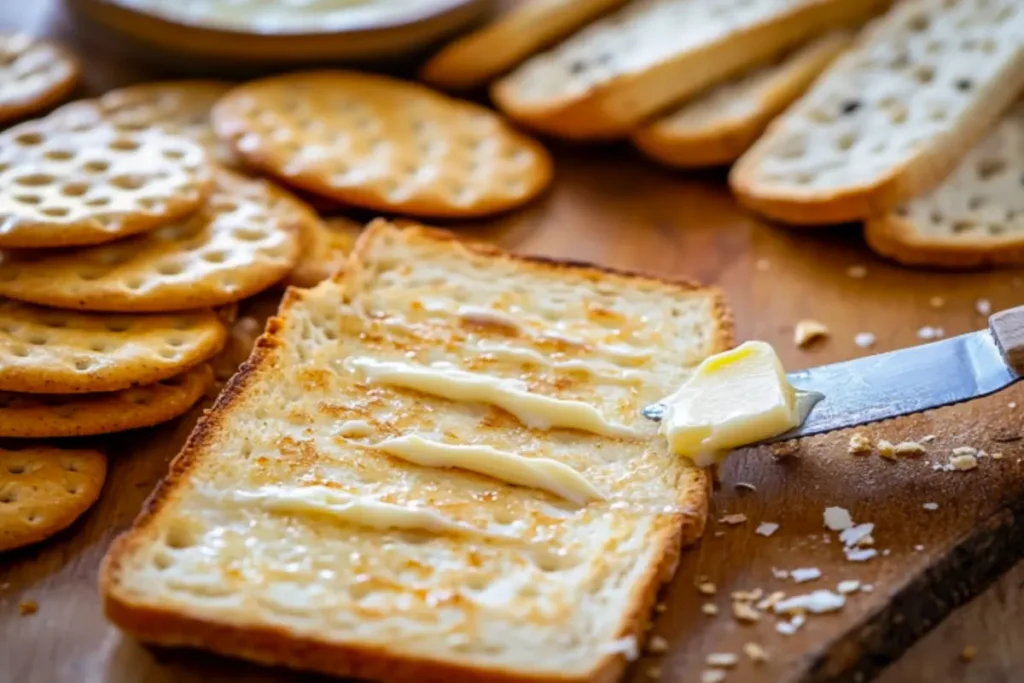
(3, 3), (1024, 683)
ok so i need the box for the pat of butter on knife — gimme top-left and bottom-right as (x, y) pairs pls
(651, 341), (803, 467)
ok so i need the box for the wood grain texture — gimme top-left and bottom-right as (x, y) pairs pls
(2, 3), (1024, 683)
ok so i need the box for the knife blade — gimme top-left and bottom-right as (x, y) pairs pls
(762, 325), (1021, 444)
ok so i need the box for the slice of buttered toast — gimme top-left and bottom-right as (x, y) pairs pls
(731, 0), (1024, 225)
(491, 0), (890, 140)
(101, 220), (733, 682)
(632, 32), (852, 168)
(865, 99), (1024, 268)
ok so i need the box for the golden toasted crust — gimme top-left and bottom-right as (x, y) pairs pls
(864, 214), (1024, 269)
(421, 0), (630, 90)
(0, 364), (213, 438)
(0, 446), (106, 552)
(102, 222), (731, 682)
(0, 33), (80, 124)
(212, 71), (553, 218)
(0, 302), (226, 394)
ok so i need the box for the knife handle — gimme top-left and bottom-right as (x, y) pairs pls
(990, 307), (1024, 374)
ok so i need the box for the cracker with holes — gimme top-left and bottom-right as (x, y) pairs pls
(865, 99), (1024, 268)
(731, 0), (1024, 225)
(0, 169), (307, 312)
(212, 71), (552, 217)
(421, 0), (629, 90)
(0, 110), (213, 249)
(0, 447), (106, 552)
(632, 32), (852, 168)
(0, 301), (225, 394)
(288, 216), (363, 288)
(0, 33), (79, 124)
(491, 0), (889, 140)
(67, 80), (240, 168)
(0, 364), (213, 438)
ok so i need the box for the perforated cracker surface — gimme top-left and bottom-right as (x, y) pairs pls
(0, 33), (79, 123)
(78, 80), (240, 167)
(0, 364), (213, 438)
(0, 169), (306, 312)
(0, 447), (106, 552)
(212, 71), (552, 217)
(0, 110), (212, 248)
(731, 0), (1024, 222)
(0, 302), (225, 394)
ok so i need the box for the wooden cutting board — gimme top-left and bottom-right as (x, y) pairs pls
(3, 3), (1024, 682)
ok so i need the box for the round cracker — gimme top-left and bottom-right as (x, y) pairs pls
(0, 301), (226, 394)
(80, 80), (240, 168)
(0, 110), (212, 249)
(0, 364), (213, 438)
(0, 446), (106, 552)
(212, 70), (553, 218)
(288, 216), (362, 288)
(0, 33), (79, 124)
(0, 169), (307, 312)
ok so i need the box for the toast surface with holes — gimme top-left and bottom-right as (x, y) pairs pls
(101, 220), (732, 682)
(632, 31), (852, 168)
(730, 0), (1024, 225)
(865, 99), (1024, 268)
(491, 0), (890, 140)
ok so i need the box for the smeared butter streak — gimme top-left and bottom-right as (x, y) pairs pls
(457, 305), (522, 332)
(375, 435), (605, 505)
(475, 340), (645, 386)
(347, 357), (637, 438)
(229, 486), (500, 538)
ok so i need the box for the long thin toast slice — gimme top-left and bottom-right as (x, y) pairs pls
(632, 32), (852, 168)
(865, 99), (1024, 268)
(731, 0), (1024, 225)
(421, 0), (629, 91)
(491, 0), (890, 140)
(101, 221), (732, 682)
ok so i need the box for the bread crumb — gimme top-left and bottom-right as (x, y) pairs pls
(917, 326), (944, 340)
(771, 567), (789, 580)
(848, 433), (873, 455)
(698, 582), (717, 596)
(840, 523), (875, 547)
(854, 332), (875, 348)
(701, 670), (727, 683)
(845, 548), (878, 562)
(756, 591), (786, 611)
(743, 642), (769, 663)
(706, 653), (738, 668)
(993, 452), (1004, 460)
(824, 506), (854, 531)
(921, 434), (937, 443)
(776, 621), (798, 635)
(962, 645), (977, 662)
(731, 589), (763, 602)
(952, 446), (978, 456)
(837, 580), (861, 594)
(894, 441), (926, 457)
(1009, 402), (1017, 409)
(646, 635), (669, 654)
(929, 296), (945, 308)
(794, 320), (829, 348)
(719, 513), (747, 525)
(732, 601), (761, 623)
(877, 439), (895, 459)
(950, 454), (979, 471)
(861, 584), (874, 592)
(914, 544), (925, 552)
(19, 600), (37, 616)
(923, 502), (939, 511)
(734, 482), (757, 493)
(775, 590), (846, 615)
(791, 567), (822, 583)
(976, 299), (991, 315)
(755, 522), (779, 537)
(847, 265), (867, 278)
(702, 603), (719, 616)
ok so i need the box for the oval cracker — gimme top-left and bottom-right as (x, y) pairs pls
(212, 71), (553, 218)
(0, 364), (213, 438)
(0, 169), (307, 312)
(0, 447), (106, 552)
(0, 110), (212, 249)
(0, 302), (226, 394)
(0, 33), (79, 124)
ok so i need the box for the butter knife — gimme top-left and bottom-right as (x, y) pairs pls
(761, 306), (1024, 443)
